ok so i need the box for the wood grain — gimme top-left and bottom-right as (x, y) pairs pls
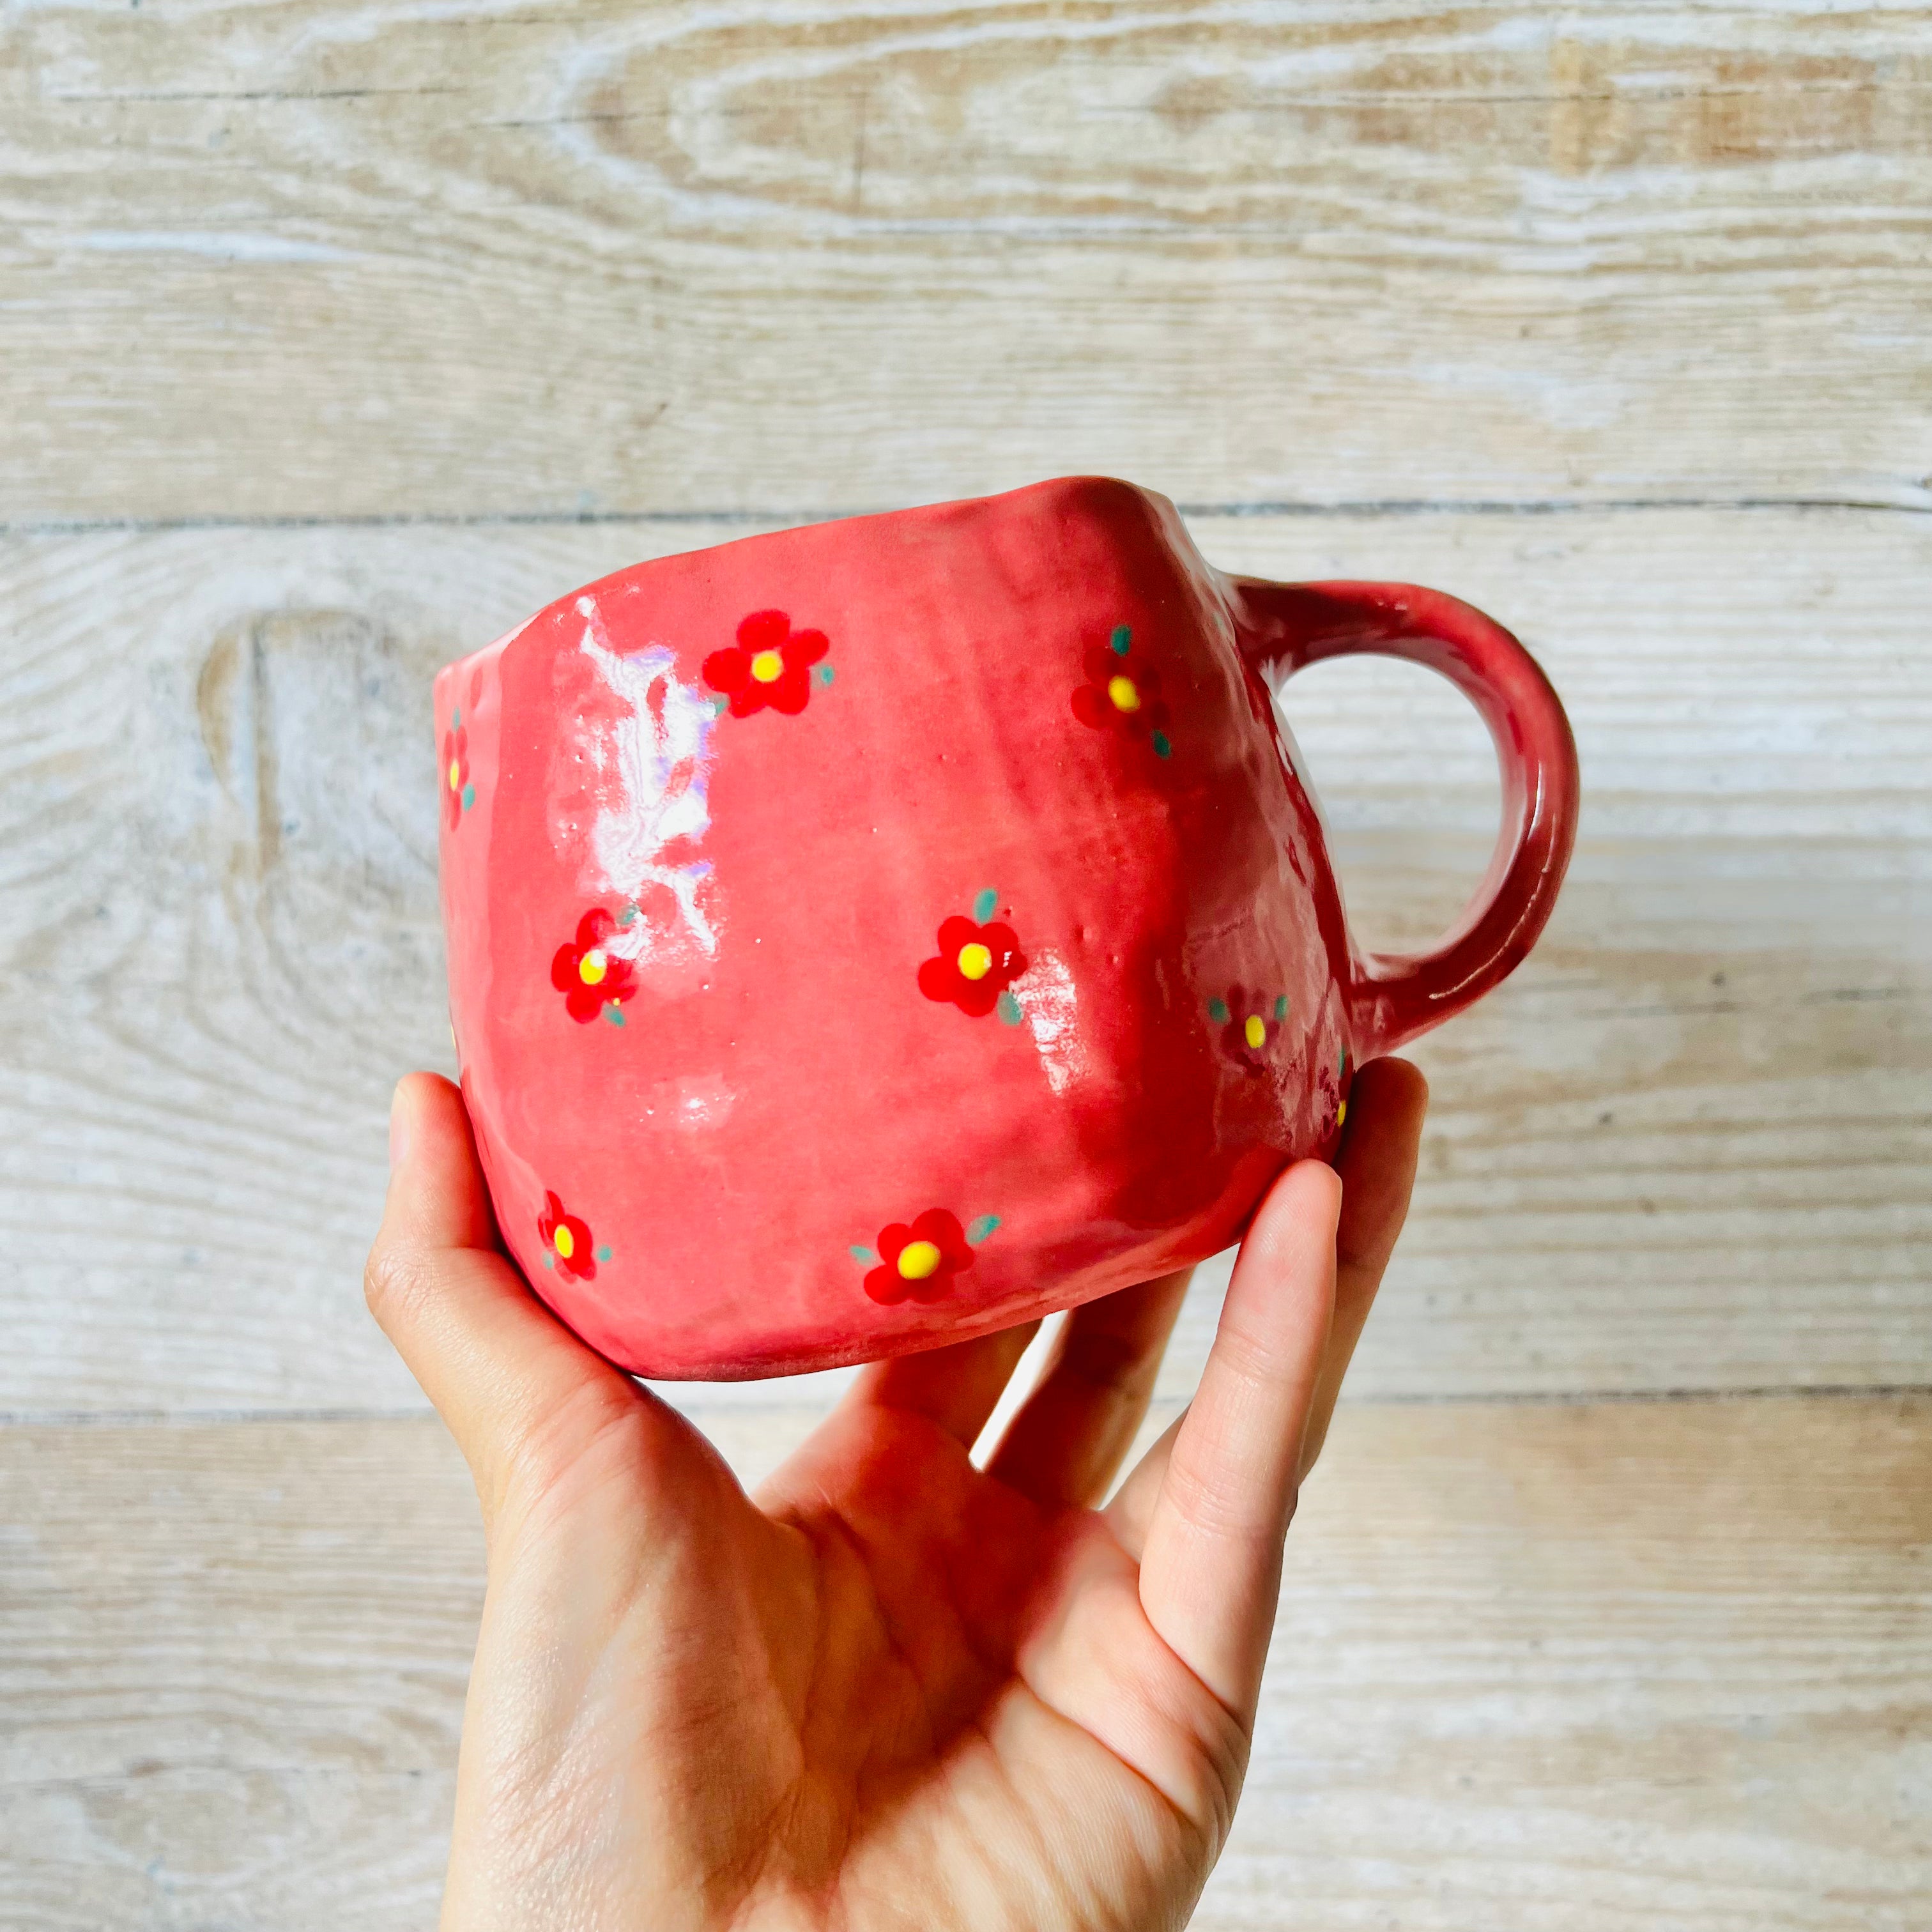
(8, 0), (1929, 1919)
(3, 1395), (1926, 1927)
(6, 1), (1931, 521)
(3, 505), (1927, 1415)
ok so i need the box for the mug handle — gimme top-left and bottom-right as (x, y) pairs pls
(1229, 578), (1580, 1059)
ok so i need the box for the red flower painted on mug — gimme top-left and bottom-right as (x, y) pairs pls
(537, 1190), (607, 1283)
(551, 908), (639, 1024)
(918, 894), (1027, 1020)
(1211, 986), (1287, 1074)
(1072, 625), (1172, 757)
(703, 610), (831, 718)
(441, 723), (474, 828)
(860, 1208), (980, 1305)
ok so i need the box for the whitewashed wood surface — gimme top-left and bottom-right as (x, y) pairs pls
(4, 1398), (1928, 1928)
(6, 0), (1931, 521)
(2, 0), (1928, 1924)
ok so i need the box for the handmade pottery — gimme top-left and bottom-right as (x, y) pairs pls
(435, 477), (1577, 1379)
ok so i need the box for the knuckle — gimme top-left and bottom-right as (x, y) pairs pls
(1184, 1696), (1252, 1853)
(1161, 1438), (1262, 1544)
(1209, 1315), (1288, 1392)
(362, 1240), (432, 1328)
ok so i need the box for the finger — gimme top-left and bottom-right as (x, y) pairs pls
(364, 1073), (641, 1519)
(1131, 1160), (1342, 1716)
(845, 1319), (1043, 1450)
(1298, 1057), (1427, 1478)
(1108, 1058), (1428, 1549)
(1104, 1405), (1182, 1561)
(983, 1269), (1192, 1506)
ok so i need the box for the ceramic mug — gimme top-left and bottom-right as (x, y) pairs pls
(436, 477), (1577, 1379)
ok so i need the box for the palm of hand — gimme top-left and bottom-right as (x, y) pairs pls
(368, 1061), (1425, 1932)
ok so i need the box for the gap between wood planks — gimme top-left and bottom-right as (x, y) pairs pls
(5, 1384), (1929, 1430)
(3, 495), (1930, 539)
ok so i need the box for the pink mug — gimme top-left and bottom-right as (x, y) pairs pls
(436, 477), (1577, 1379)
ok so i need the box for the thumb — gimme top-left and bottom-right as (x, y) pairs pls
(364, 1072), (637, 1523)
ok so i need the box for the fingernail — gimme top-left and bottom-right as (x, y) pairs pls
(388, 1082), (412, 1171)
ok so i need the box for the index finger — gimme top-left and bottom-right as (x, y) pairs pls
(1297, 1056), (1427, 1477)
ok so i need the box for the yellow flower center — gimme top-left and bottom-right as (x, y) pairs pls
(750, 648), (785, 684)
(1336, 1098), (1348, 1128)
(1107, 674), (1140, 713)
(1244, 1014), (1267, 1049)
(553, 1224), (575, 1261)
(956, 942), (993, 981)
(578, 949), (608, 986)
(896, 1239), (943, 1281)
(447, 758), (461, 790)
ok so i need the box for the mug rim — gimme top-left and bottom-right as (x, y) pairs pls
(439, 473), (1174, 680)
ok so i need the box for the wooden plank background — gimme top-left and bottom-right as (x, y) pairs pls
(3, 0), (1928, 1923)
(6, 0), (1932, 520)
(6, 1399), (1929, 1929)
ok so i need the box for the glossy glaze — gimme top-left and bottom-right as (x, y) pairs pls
(436, 478), (1577, 1379)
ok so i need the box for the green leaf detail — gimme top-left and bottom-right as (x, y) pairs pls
(966, 1214), (1001, 1245)
(1110, 625), (1131, 656)
(972, 887), (999, 922)
(709, 695), (730, 716)
(850, 1245), (877, 1265)
(594, 1244), (613, 1263)
(604, 1005), (625, 1027)
(1208, 997), (1229, 1023)
(618, 903), (640, 926)
(461, 782), (476, 809)
(1274, 995), (1289, 1020)
(996, 990), (1023, 1026)
(540, 1251), (555, 1269)
(1151, 732), (1172, 759)
(450, 707), (461, 728)
(816, 664), (836, 686)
